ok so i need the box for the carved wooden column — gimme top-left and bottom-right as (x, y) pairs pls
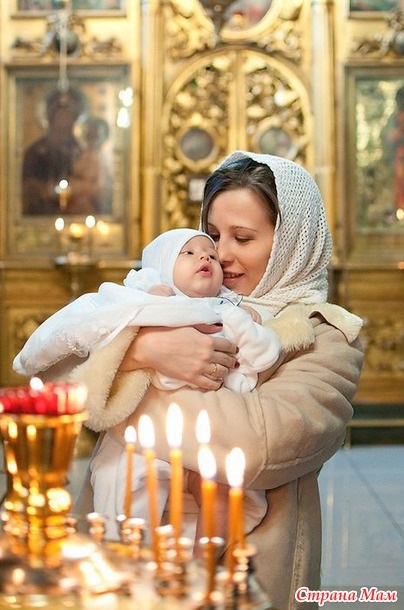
(311, 0), (337, 240)
(141, 0), (166, 246)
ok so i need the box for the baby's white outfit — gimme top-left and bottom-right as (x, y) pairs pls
(92, 229), (280, 540)
(14, 228), (280, 542)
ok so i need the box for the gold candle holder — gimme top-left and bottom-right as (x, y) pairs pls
(1, 410), (87, 558)
(0, 383), (275, 608)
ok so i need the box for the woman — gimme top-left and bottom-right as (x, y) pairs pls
(41, 151), (364, 610)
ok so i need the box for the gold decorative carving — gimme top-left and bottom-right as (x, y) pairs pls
(197, 0), (240, 39)
(255, 16), (302, 63)
(13, 313), (51, 353)
(361, 315), (404, 373)
(161, 49), (309, 229)
(162, 54), (231, 228)
(166, 0), (303, 63)
(11, 12), (122, 60)
(164, 0), (215, 59)
(243, 52), (309, 162)
(350, 9), (404, 58)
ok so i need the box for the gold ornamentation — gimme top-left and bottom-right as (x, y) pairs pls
(256, 19), (302, 63)
(161, 48), (309, 229)
(351, 9), (404, 58)
(166, 0), (303, 63)
(162, 55), (231, 228)
(11, 12), (122, 60)
(164, 0), (216, 59)
(243, 52), (309, 162)
(361, 316), (404, 373)
(1, 409), (87, 552)
(14, 313), (51, 352)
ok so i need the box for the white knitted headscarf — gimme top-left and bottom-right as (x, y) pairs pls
(203, 151), (333, 315)
(141, 228), (218, 296)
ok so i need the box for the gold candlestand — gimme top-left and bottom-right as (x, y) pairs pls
(54, 254), (97, 301)
(0, 383), (276, 609)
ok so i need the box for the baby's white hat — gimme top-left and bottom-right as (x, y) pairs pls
(142, 228), (216, 288)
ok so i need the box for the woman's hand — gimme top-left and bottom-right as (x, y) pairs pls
(119, 325), (238, 390)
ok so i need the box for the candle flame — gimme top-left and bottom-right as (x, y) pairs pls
(85, 215), (96, 229)
(166, 403), (183, 448)
(226, 447), (245, 488)
(29, 377), (44, 392)
(55, 217), (65, 231)
(198, 446), (216, 480)
(196, 409), (211, 445)
(138, 415), (155, 449)
(124, 425), (137, 445)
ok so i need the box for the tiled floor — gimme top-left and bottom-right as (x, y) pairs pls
(1, 443), (404, 608)
(319, 445), (404, 609)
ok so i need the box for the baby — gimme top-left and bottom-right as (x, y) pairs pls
(90, 228), (281, 546)
(14, 228), (281, 546)
(124, 228), (280, 392)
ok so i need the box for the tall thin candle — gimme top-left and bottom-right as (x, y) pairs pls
(166, 403), (183, 540)
(198, 445), (217, 539)
(124, 425), (136, 518)
(198, 445), (217, 600)
(226, 447), (246, 577)
(138, 414), (159, 561)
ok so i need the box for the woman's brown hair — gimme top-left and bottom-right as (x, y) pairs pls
(200, 156), (280, 231)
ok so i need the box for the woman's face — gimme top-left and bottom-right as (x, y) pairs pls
(206, 188), (275, 295)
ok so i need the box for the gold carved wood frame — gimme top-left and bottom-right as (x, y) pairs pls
(161, 50), (311, 231)
(344, 63), (404, 262)
(5, 63), (131, 260)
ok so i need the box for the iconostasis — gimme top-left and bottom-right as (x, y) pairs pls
(0, 0), (403, 407)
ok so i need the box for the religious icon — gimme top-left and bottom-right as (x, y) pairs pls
(21, 87), (113, 216)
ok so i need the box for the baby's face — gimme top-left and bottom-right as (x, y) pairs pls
(173, 235), (223, 298)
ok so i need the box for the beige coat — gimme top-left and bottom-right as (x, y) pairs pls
(46, 303), (364, 610)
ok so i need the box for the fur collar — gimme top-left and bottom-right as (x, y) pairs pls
(266, 303), (363, 353)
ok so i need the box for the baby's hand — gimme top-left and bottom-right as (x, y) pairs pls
(240, 305), (262, 324)
(148, 284), (175, 296)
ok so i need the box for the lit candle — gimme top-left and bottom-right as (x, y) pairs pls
(198, 445), (217, 539)
(29, 376), (44, 392)
(138, 414), (159, 560)
(85, 215), (96, 257)
(29, 376), (47, 414)
(166, 403), (183, 540)
(198, 445), (217, 601)
(0, 380), (87, 415)
(85, 215), (96, 229)
(57, 178), (69, 212)
(55, 217), (65, 254)
(124, 425), (137, 518)
(55, 217), (65, 232)
(226, 447), (246, 577)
